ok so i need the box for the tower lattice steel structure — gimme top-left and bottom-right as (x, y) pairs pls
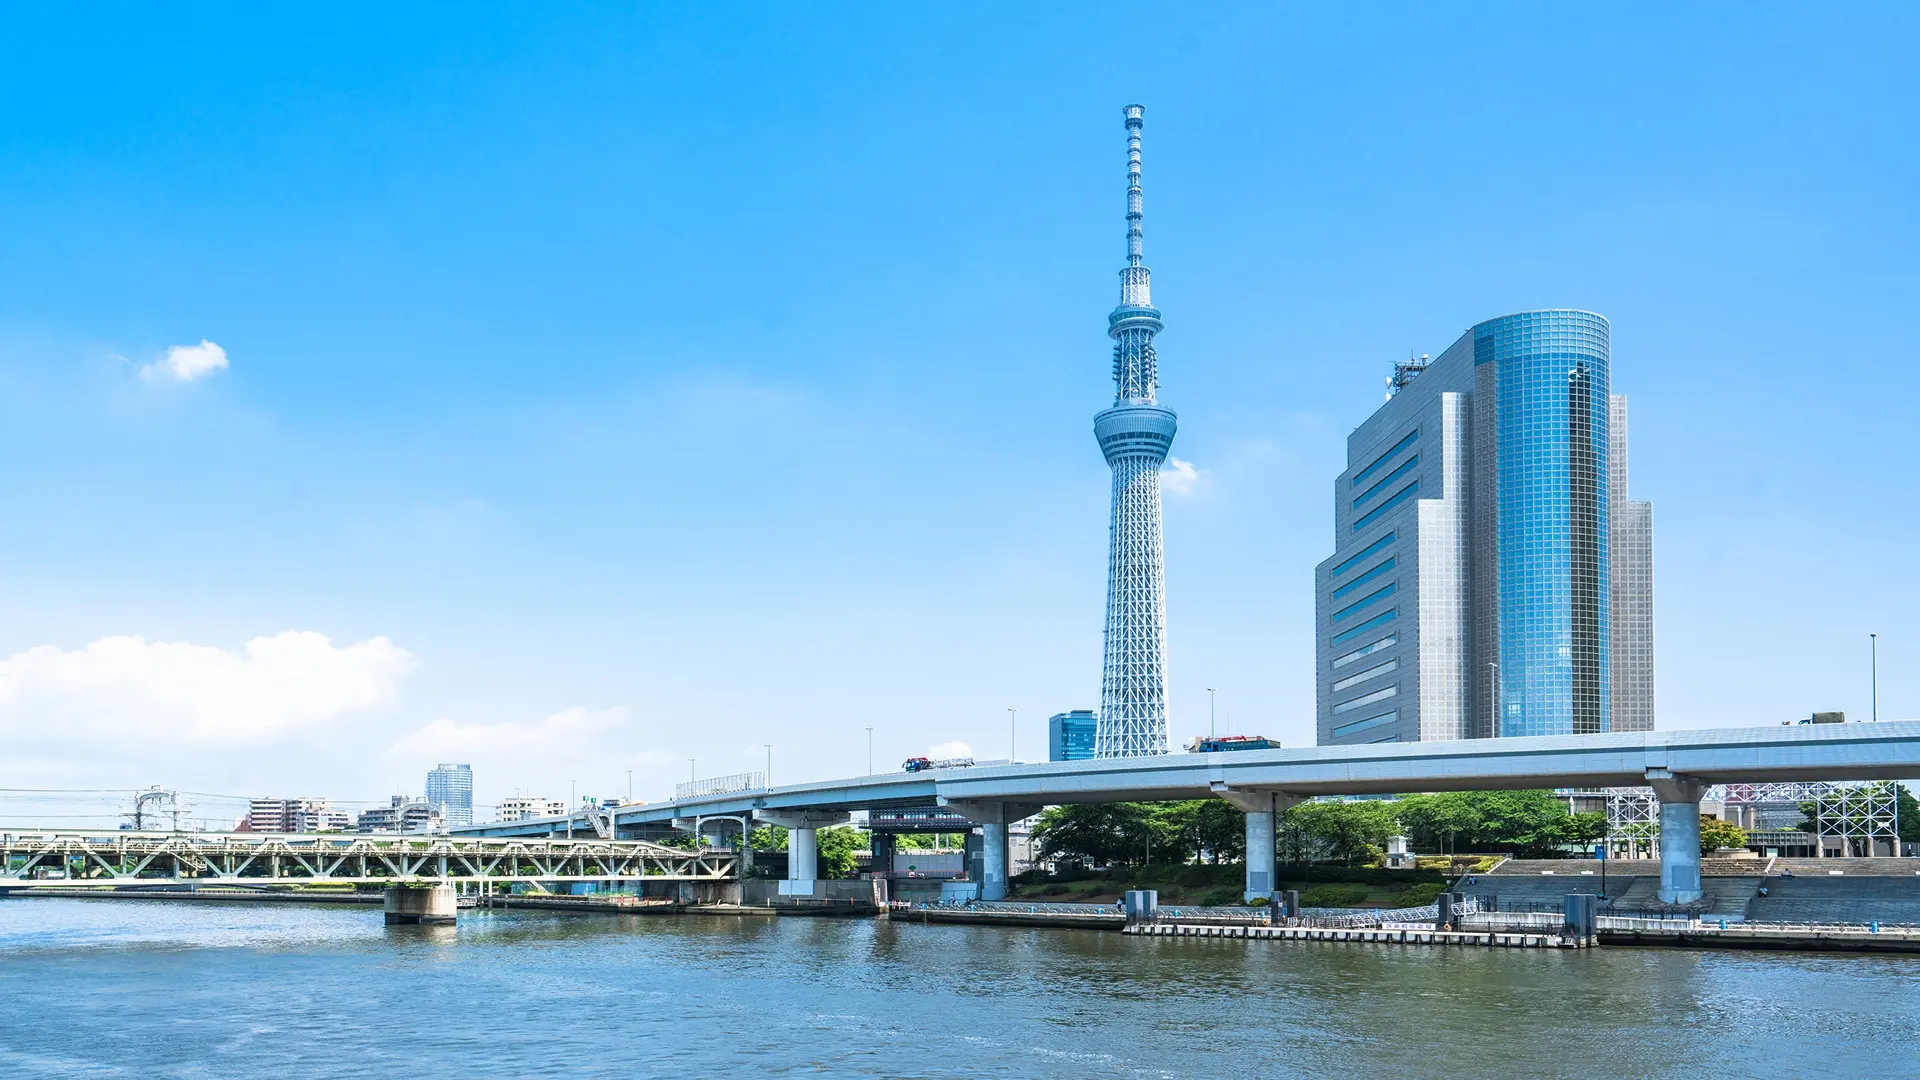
(1094, 105), (1177, 757)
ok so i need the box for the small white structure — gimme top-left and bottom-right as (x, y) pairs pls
(1385, 834), (1416, 870)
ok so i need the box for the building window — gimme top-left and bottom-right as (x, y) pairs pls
(1332, 659), (1397, 693)
(1332, 582), (1396, 622)
(1329, 532), (1395, 579)
(1332, 710), (1397, 738)
(1331, 608), (1397, 646)
(1332, 633), (1397, 669)
(1352, 455), (1420, 509)
(1352, 480), (1420, 533)
(1352, 429), (1419, 487)
(1331, 557), (1396, 601)
(1333, 685), (1398, 714)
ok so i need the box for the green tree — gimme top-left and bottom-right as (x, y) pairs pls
(1394, 793), (1484, 854)
(1470, 790), (1577, 856)
(1698, 817), (1747, 854)
(1564, 812), (1611, 851)
(1287, 800), (1397, 866)
(747, 826), (788, 852)
(815, 826), (868, 879)
(1192, 800), (1247, 863)
(1897, 783), (1920, 844)
(1033, 803), (1153, 868)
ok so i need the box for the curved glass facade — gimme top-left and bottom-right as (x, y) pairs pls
(1474, 310), (1611, 737)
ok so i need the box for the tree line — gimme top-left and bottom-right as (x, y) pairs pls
(1032, 790), (1719, 870)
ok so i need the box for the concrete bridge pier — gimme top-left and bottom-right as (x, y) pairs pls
(943, 800), (1040, 901)
(384, 884), (457, 925)
(1648, 772), (1706, 905)
(1212, 785), (1301, 902)
(756, 810), (850, 896)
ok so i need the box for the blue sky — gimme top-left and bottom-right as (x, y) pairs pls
(1, 5), (1914, 820)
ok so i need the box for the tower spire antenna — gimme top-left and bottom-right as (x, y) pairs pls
(1093, 104), (1177, 758)
(1125, 103), (1145, 269)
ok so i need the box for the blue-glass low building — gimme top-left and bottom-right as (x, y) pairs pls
(1313, 310), (1654, 745)
(1048, 710), (1098, 761)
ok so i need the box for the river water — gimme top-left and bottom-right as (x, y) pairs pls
(1, 898), (1916, 1078)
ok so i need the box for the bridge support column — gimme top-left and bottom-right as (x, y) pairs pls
(1212, 785), (1301, 902)
(1648, 772), (1705, 905)
(790, 827), (818, 890)
(942, 799), (1042, 902)
(384, 884), (456, 925)
(755, 810), (850, 897)
(980, 822), (1009, 900)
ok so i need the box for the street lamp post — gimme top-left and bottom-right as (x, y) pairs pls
(764, 745), (772, 790)
(866, 726), (874, 775)
(1207, 688), (1216, 741)
(1487, 662), (1500, 736)
(1009, 708), (1017, 762)
(1871, 633), (1879, 723)
(568, 780), (576, 840)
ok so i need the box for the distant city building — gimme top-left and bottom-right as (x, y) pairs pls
(425, 763), (474, 827)
(1314, 310), (1655, 746)
(1048, 710), (1098, 762)
(356, 796), (445, 834)
(246, 797), (350, 833)
(497, 796), (568, 822)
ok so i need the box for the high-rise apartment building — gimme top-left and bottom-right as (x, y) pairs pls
(1094, 105), (1177, 757)
(1314, 310), (1654, 745)
(425, 763), (474, 827)
(1048, 710), (1098, 762)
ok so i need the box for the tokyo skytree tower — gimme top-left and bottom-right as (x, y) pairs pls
(1093, 105), (1177, 758)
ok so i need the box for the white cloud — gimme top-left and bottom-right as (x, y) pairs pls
(0, 632), (416, 744)
(1162, 456), (1206, 496)
(140, 339), (229, 382)
(388, 706), (632, 760)
(387, 708), (677, 802)
(927, 740), (973, 759)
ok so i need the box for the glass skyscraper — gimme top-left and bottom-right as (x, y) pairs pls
(1313, 310), (1654, 745)
(424, 763), (474, 827)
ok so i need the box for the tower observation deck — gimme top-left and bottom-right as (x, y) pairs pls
(1094, 104), (1176, 757)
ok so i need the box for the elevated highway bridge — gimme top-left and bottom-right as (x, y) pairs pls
(460, 722), (1920, 906)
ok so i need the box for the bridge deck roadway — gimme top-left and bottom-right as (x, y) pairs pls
(456, 721), (1920, 838)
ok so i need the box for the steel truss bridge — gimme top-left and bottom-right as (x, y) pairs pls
(0, 831), (736, 889)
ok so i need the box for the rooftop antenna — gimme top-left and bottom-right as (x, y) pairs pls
(1389, 351), (1431, 396)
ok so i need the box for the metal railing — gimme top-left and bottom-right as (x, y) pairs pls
(967, 900), (1123, 916)
(675, 773), (765, 800)
(1294, 897), (1478, 928)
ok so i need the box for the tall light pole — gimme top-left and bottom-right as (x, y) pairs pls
(568, 779), (576, 840)
(690, 758), (697, 785)
(1207, 687), (1217, 741)
(764, 744), (772, 790)
(1871, 633), (1879, 723)
(1488, 662), (1500, 737)
(626, 770), (633, 804)
(1009, 708), (1017, 762)
(865, 726), (874, 775)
